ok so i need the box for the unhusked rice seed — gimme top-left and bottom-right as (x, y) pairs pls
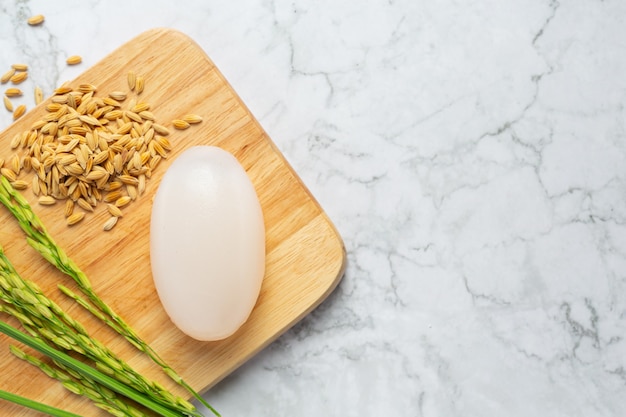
(34, 86), (44, 104)
(131, 102), (149, 113)
(172, 119), (190, 130)
(1, 69), (15, 84)
(77, 198), (94, 212)
(31, 175), (40, 195)
(13, 104), (26, 120)
(11, 154), (20, 174)
(0, 168), (16, 182)
(152, 123), (170, 136)
(10, 72), (27, 84)
(5, 88), (22, 97)
(104, 190), (123, 203)
(66, 212), (85, 226)
(106, 204), (123, 217)
(135, 76), (145, 94)
(66, 55), (82, 65)
(127, 71), (136, 91)
(38, 196), (56, 205)
(11, 64), (28, 71)
(27, 15), (44, 25)
(11, 180), (28, 190)
(3, 96), (13, 112)
(115, 196), (131, 208)
(64, 200), (74, 217)
(103, 216), (118, 231)
(182, 114), (203, 124)
(109, 91), (127, 101)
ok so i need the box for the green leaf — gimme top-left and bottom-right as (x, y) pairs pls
(0, 321), (185, 417)
(0, 388), (83, 417)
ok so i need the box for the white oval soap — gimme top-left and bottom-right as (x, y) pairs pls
(150, 145), (265, 341)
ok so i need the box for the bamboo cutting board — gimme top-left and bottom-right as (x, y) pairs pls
(0, 28), (345, 416)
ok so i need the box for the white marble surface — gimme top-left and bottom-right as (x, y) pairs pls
(2, 0), (626, 416)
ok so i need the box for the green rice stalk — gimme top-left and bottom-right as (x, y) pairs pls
(0, 175), (219, 417)
(10, 345), (148, 417)
(0, 320), (189, 417)
(0, 248), (202, 416)
(0, 388), (82, 417)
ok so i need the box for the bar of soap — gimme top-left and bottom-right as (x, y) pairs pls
(150, 145), (265, 341)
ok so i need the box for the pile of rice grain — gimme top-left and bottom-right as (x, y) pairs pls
(2, 78), (201, 231)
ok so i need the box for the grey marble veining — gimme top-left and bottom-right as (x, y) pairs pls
(1, 0), (626, 416)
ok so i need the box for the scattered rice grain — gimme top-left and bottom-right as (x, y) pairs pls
(3, 96), (13, 112)
(34, 86), (43, 104)
(78, 83), (97, 93)
(64, 200), (74, 217)
(11, 63), (28, 71)
(11, 154), (20, 174)
(1, 168), (17, 182)
(135, 76), (144, 94)
(107, 203), (123, 217)
(131, 102), (149, 113)
(38, 196), (56, 205)
(27, 14), (45, 26)
(31, 175), (40, 195)
(77, 198), (94, 212)
(127, 71), (136, 91)
(5, 88), (22, 97)
(172, 119), (190, 130)
(109, 91), (127, 101)
(115, 195), (131, 208)
(102, 216), (118, 231)
(152, 124), (170, 136)
(10, 72), (27, 84)
(66, 212), (85, 226)
(1, 68), (15, 84)
(11, 180), (28, 190)
(182, 114), (203, 124)
(66, 55), (82, 65)
(13, 104), (26, 120)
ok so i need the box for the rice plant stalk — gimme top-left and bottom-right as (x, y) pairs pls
(0, 388), (82, 417)
(0, 320), (187, 417)
(0, 175), (219, 416)
(0, 244), (201, 416)
(10, 345), (148, 417)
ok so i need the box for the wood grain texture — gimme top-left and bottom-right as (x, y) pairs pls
(0, 28), (345, 416)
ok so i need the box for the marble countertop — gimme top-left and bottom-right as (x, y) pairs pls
(2, 0), (626, 416)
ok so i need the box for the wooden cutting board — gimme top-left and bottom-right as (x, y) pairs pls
(0, 28), (345, 416)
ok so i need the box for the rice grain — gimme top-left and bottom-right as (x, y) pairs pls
(11, 180), (29, 190)
(182, 114), (203, 124)
(64, 200), (74, 217)
(1, 168), (17, 182)
(172, 119), (190, 130)
(1, 69), (15, 84)
(11, 64), (28, 71)
(5, 88), (22, 97)
(35, 86), (44, 104)
(3, 96), (13, 112)
(13, 104), (26, 120)
(102, 216), (118, 231)
(38, 196), (56, 206)
(115, 196), (131, 208)
(109, 91), (127, 101)
(135, 76), (145, 94)
(10, 72), (27, 84)
(127, 71), (136, 91)
(66, 55), (82, 65)
(27, 14), (45, 25)
(66, 212), (85, 226)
